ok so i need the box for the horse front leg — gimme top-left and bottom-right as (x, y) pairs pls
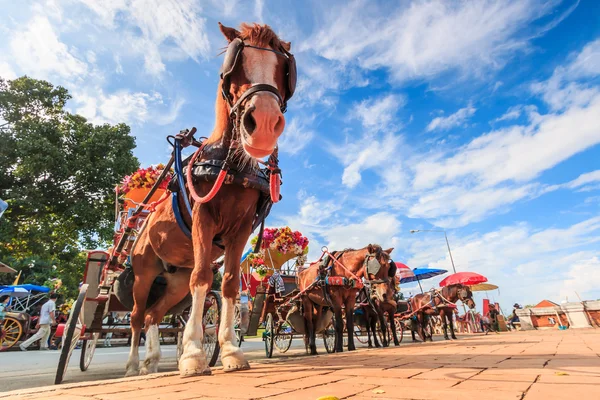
(220, 235), (250, 372)
(416, 312), (427, 342)
(345, 296), (356, 351)
(377, 309), (389, 347)
(449, 312), (458, 340)
(441, 311), (450, 340)
(334, 306), (344, 353)
(179, 213), (215, 377)
(389, 312), (400, 346)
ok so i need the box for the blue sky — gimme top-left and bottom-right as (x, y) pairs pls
(1, 0), (599, 311)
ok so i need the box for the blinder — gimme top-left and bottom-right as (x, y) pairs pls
(220, 38), (297, 113)
(365, 254), (381, 277)
(459, 288), (469, 300)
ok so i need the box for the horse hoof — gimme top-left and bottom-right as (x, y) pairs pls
(223, 361), (250, 373)
(124, 368), (139, 378)
(139, 367), (156, 376)
(179, 358), (211, 377)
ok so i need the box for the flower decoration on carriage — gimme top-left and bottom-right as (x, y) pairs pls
(59, 298), (74, 315)
(252, 227), (309, 256)
(116, 164), (173, 195)
(246, 253), (269, 278)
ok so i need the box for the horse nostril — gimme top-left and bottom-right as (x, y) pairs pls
(242, 107), (256, 135)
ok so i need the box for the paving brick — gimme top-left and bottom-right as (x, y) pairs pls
(261, 373), (343, 389)
(264, 382), (376, 400)
(524, 383), (600, 400)
(411, 367), (483, 381)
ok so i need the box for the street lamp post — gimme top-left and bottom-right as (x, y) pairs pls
(410, 229), (457, 274)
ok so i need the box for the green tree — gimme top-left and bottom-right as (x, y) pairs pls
(0, 77), (139, 299)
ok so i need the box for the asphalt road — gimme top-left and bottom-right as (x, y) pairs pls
(0, 337), (310, 392)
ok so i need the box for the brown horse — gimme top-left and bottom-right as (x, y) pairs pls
(298, 245), (393, 354)
(409, 284), (475, 342)
(123, 22), (296, 377)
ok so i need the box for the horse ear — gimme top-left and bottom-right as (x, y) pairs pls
(367, 244), (374, 254)
(280, 40), (291, 52)
(218, 22), (241, 43)
(384, 248), (394, 255)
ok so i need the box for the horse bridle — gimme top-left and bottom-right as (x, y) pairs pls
(220, 38), (297, 116)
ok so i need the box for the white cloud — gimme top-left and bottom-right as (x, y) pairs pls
(404, 217), (600, 306)
(407, 184), (540, 228)
(565, 170), (600, 191)
(493, 105), (523, 123)
(278, 117), (316, 156)
(75, 89), (165, 125)
(254, 0), (264, 22)
(77, 0), (211, 76)
(426, 104), (476, 132)
(330, 132), (402, 188)
(154, 97), (186, 126)
(9, 15), (88, 81)
(351, 94), (405, 131)
(279, 196), (400, 260)
(413, 94), (600, 190)
(0, 62), (17, 80)
(532, 38), (600, 111)
(305, 0), (567, 83)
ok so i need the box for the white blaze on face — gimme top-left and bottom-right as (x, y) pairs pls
(242, 43), (280, 104)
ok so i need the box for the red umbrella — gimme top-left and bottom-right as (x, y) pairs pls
(439, 272), (487, 287)
(395, 262), (415, 282)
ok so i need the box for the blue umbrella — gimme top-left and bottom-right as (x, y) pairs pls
(400, 268), (447, 293)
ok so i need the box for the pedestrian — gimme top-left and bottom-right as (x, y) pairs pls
(20, 293), (58, 351)
(0, 295), (10, 322)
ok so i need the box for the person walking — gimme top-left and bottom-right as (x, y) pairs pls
(20, 293), (58, 351)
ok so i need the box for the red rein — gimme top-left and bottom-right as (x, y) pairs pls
(185, 142), (281, 204)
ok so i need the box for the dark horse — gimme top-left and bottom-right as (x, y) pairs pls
(298, 245), (394, 354)
(409, 284), (475, 341)
(123, 23), (297, 377)
(355, 260), (399, 347)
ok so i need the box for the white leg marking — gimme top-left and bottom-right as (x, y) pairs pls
(220, 297), (249, 372)
(140, 325), (161, 375)
(179, 286), (210, 376)
(124, 332), (140, 377)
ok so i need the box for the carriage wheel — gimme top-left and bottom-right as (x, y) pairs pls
(0, 317), (23, 351)
(274, 321), (293, 353)
(354, 324), (367, 345)
(322, 314), (336, 354)
(80, 332), (100, 371)
(234, 303), (243, 347)
(264, 313), (275, 358)
(394, 318), (405, 344)
(55, 284), (88, 384)
(203, 292), (221, 367)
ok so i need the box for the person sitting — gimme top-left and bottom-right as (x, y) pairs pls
(267, 270), (285, 299)
(508, 303), (521, 330)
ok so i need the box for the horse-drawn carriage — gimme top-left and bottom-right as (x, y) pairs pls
(0, 284), (51, 351)
(236, 228), (336, 357)
(53, 179), (221, 384)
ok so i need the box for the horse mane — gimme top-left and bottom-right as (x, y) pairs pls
(239, 23), (283, 48)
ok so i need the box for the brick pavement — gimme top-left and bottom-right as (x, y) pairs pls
(2, 329), (599, 400)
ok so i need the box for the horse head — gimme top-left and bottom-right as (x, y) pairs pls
(218, 23), (295, 159)
(364, 244), (395, 305)
(455, 284), (475, 309)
